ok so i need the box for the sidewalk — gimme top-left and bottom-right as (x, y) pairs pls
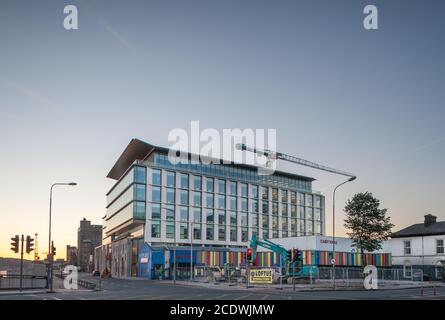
(163, 279), (445, 292)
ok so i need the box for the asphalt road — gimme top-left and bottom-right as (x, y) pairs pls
(1, 274), (444, 300)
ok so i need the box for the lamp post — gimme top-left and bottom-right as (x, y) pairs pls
(48, 182), (77, 292)
(332, 176), (356, 290)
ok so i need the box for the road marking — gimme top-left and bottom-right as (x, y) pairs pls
(53, 297), (62, 300)
(260, 295), (269, 300)
(237, 293), (253, 300)
(205, 294), (228, 300)
(147, 295), (171, 300)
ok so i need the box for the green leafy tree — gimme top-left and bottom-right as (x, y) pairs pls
(343, 192), (393, 266)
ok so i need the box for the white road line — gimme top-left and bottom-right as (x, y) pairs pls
(237, 293), (253, 300)
(53, 297), (62, 300)
(205, 294), (228, 300)
(260, 295), (269, 300)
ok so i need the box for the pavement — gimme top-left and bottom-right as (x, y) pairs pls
(0, 273), (444, 300)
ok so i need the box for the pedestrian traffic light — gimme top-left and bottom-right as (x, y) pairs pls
(246, 248), (252, 261)
(10, 235), (19, 253)
(26, 235), (34, 254)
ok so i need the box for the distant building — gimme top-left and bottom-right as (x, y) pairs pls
(66, 245), (78, 266)
(389, 214), (445, 281)
(77, 218), (102, 272)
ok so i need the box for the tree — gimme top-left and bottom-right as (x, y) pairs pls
(343, 192), (393, 266)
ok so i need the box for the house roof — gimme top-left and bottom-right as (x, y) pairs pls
(106, 138), (316, 182)
(391, 221), (445, 238)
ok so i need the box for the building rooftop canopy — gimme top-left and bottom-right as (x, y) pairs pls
(391, 214), (445, 238)
(107, 138), (316, 183)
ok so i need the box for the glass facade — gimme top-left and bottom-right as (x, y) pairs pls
(105, 152), (324, 245)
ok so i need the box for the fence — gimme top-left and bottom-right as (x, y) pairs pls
(317, 267), (424, 283)
(54, 273), (97, 290)
(0, 275), (48, 290)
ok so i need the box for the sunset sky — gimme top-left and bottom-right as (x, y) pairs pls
(0, 0), (444, 259)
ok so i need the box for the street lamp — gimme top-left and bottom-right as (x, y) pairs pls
(48, 182), (77, 292)
(332, 176), (356, 290)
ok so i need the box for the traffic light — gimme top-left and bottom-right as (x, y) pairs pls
(26, 236), (34, 254)
(52, 243), (56, 257)
(10, 235), (19, 253)
(246, 248), (252, 261)
(286, 249), (292, 261)
(294, 249), (302, 262)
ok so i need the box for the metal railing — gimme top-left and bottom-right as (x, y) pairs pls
(0, 275), (48, 290)
(54, 273), (97, 290)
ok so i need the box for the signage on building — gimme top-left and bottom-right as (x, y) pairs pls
(320, 239), (337, 245)
(249, 269), (273, 284)
(140, 257), (148, 263)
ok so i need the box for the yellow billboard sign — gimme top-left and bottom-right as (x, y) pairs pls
(249, 269), (273, 284)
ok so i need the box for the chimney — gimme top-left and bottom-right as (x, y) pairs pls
(424, 214), (437, 227)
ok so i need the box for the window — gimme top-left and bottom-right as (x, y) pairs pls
(251, 213), (259, 227)
(218, 225), (226, 241)
(314, 208), (321, 221)
(403, 240), (411, 255)
(152, 169), (161, 185)
(314, 221), (321, 234)
(180, 223), (188, 240)
(298, 206), (305, 219)
(166, 188), (175, 204)
(180, 189), (188, 205)
(229, 181), (237, 195)
(179, 206), (188, 222)
(272, 203), (278, 215)
(166, 171), (175, 187)
(281, 204), (288, 217)
(251, 185), (259, 198)
(281, 190), (288, 203)
(166, 222), (175, 239)
(262, 229), (269, 240)
(403, 265), (412, 279)
(261, 186), (268, 200)
(306, 207), (313, 220)
(193, 224), (201, 240)
(193, 208), (201, 223)
(229, 211), (237, 226)
(134, 184), (146, 201)
(241, 198), (248, 212)
(218, 179), (226, 194)
(241, 212), (248, 226)
(193, 191), (201, 206)
(218, 195), (226, 209)
(134, 201), (145, 219)
(151, 220), (160, 238)
(241, 227), (248, 242)
(262, 202), (269, 214)
(262, 215), (269, 229)
(291, 205), (297, 218)
(252, 199), (259, 213)
(180, 173), (189, 189)
(152, 186), (161, 203)
(240, 183), (248, 197)
(290, 191), (297, 204)
(165, 204), (175, 221)
(193, 176), (202, 191)
(218, 210), (226, 225)
(151, 203), (161, 219)
(272, 188), (278, 202)
(206, 224), (214, 240)
(306, 220), (313, 235)
(206, 178), (214, 193)
(206, 209), (214, 223)
(291, 219), (297, 236)
(298, 193), (304, 206)
(205, 193), (214, 208)
(437, 239), (444, 254)
(229, 196), (237, 210)
(134, 166), (146, 183)
(306, 194), (313, 207)
(230, 227), (237, 241)
(315, 195), (322, 208)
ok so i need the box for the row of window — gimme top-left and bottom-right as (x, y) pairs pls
(151, 153), (312, 192)
(150, 221), (322, 241)
(151, 168), (320, 207)
(403, 239), (444, 255)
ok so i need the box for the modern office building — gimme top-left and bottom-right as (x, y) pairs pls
(77, 218), (102, 271)
(100, 139), (326, 278)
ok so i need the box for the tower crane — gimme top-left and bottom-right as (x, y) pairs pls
(235, 143), (356, 180)
(34, 233), (40, 261)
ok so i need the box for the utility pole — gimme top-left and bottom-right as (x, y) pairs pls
(19, 234), (24, 292)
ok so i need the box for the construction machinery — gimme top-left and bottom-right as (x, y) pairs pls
(249, 235), (317, 279)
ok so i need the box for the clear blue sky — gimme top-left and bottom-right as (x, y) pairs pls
(0, 0), (444, 257)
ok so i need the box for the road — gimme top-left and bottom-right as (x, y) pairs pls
(1, 274), (444, 300)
